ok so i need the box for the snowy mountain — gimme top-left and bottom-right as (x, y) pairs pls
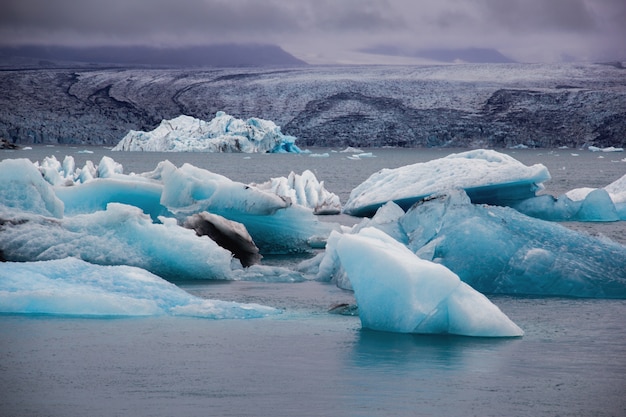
(1, 62), (625, 148)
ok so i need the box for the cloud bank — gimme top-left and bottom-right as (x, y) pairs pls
(1, 0), (624, 64)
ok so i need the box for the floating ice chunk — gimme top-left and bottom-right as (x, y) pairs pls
(588, 146), (624, 152)
(0, 258), (279, 318)
(334, 228), (523, 337)
(340, 147), (364, 153)
(112, 112), (301, 153)
(576, 189), (620, 221)
(252, 170), (342, 214)
(0, 203), (235, 281)
(55, 176), (168, 221)
(38, 155), (123, 186)
(343, 149), (550, 216)
(160, 161), (337, 254)
(160, 161), (289, 217)
(401, 190), (626, 298)
(0, 158), (64, 218)
(518, 173), (626, 221)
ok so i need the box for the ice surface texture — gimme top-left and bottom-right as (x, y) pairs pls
(343, 149), (550, 217)
(334, 228), (523, 337)
(0, 258), (279, 318)
(112, 112), (301, 153)
(400, 191), (626, 298)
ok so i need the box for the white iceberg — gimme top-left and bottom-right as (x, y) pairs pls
(400, 190), (626, 298)
(588, 146), (624, 152)
(333, 228), (523, 337)
(0, 258), (279, 318)
(251, 170), (342, 214)
(37, 154), (123, 185)
(343, 149), (550, 216)
(112, 112), (301, 153)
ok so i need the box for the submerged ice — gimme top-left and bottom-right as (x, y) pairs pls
(112, 112), (301, 153)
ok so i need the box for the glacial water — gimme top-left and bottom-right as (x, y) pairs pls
(1, 146), (625, 417)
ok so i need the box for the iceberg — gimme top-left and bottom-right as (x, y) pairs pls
(112, 112), (301, 153)
(251, 170), (342, 214)
(0, 158), (64, 218)
(0, 203), (235, 280)
(159, 161), (338, 254)
(343, 149), (550, 217)
(514, 173), (626, 221)
(400, 190), (626, 298)
(588, 146), (624, 152)
(0, 258), (279, 318)
(333, 228), (523, 337)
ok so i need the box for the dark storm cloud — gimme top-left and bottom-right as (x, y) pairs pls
(0, 0), (624, 63)
(0, 0), (303, 40)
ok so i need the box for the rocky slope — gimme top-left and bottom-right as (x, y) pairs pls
(1, 63), (625, 148)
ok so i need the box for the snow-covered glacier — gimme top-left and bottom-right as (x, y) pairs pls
(333, 228), (523, 337)
(0, 258), (279, 318)
(112, 112), (301, 153)
(343, 149), (550, 216)
(2, 64), (625, 149)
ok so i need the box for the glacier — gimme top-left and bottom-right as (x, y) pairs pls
(343, 149), (550, 217)
(333, 228), (523, 337)
(112, 112), (301, 153)
(0, 258), (279, 318)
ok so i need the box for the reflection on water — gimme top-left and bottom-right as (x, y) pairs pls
(353, 329), (520, 373)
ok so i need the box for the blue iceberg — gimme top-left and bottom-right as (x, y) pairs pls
(514, 173), (626, 222)
(334, 228), (523, 337)
(0, 258), (279, 318)
(400, 190), (626, 298)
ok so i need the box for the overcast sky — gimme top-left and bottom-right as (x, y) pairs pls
(1, 0), (624, 64)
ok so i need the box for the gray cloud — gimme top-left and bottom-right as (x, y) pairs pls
(0, 0), (624, 63)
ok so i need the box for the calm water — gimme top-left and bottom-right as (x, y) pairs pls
(1, 146), (626, 417)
